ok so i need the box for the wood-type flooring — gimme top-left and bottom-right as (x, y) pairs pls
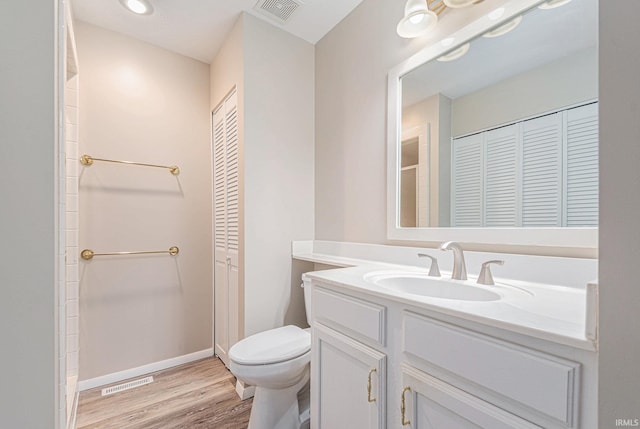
(76, 357), (251, 429)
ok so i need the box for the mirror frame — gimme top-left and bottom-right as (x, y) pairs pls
(386, 0), (598, 248)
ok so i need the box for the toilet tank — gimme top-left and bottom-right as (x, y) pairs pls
(302, 274), (312, 326)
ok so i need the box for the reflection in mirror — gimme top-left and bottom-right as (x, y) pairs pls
(399, 0), (598, 229)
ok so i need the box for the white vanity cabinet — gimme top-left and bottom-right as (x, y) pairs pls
(310, 286), (387, 429)
(308, 280), (596, 429)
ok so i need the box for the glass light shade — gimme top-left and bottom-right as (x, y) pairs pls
(538, 0), (572, 9)
(437, 43), (470, 62)
(443, 0), (477, 8)
(119, 0), (154, 15)
(397, 0), (438, 38)
(482, 15), (523, 38)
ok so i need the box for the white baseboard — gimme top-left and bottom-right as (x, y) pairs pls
(235, 379), (255, 400)
(78, 348), (214, 391)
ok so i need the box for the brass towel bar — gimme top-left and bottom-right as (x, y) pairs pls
(80, 154), (180, 175)
(81, 246), (179, 261)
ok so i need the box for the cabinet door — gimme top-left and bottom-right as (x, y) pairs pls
(400, 365), (541, 429)
(312, 324), (386, 429)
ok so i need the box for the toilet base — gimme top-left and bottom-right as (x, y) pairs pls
(247, 369), (310, 429)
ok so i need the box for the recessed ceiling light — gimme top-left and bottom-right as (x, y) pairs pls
(441, 37), (455, 47)
(437, 43), (470, 62)
(483, 15), (523, 38)
(538, 0), (572, 10)
(119, 0), (154, 15)
(487, 8), (505, 21)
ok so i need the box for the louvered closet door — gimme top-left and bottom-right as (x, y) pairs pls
(452, 134), (483, 227)
(213, 104), (229, 364)
(565, 102), (598, 226)
(213, 89), (240, 366)
(484, 124), (519, 226)
(521, 112), (563, 226)
(224, 91), (240, 353)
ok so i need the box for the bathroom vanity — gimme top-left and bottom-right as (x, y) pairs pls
(295, 241), (597, 429)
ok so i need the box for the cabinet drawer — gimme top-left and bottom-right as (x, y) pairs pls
(313, 286), (386, 346)
(403, 312), (579, 426)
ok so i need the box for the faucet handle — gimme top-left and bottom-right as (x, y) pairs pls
(418, 253), (441, 277)
(477, 260), (505, 286)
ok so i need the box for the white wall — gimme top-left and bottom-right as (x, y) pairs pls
(452, 47), (598, 136)
(243, 14), (315, 336)
(598, 1), (640, 424)
(0, 0), (60, 427)
(75, 22), (212, 381)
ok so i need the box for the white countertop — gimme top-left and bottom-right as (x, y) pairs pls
(295, 247), (597, 351)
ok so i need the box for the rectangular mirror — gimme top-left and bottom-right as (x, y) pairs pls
(387, 0), (598, 248)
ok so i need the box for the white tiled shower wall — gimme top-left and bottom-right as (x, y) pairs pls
(65, 74), (79, 425)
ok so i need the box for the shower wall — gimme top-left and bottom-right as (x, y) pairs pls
(75, 22), (212, 383)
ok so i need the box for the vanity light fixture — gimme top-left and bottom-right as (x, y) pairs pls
(443, 0), (477, 8)
(119, 0), (154, 15)
(396, 0), (440, 38)
(482, 15), (523, 38)
(436, 42), (470, 61)
(538, 0), (572, 9)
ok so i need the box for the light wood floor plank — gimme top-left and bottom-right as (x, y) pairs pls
(76, 357), (251, 429)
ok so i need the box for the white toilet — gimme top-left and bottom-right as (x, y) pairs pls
(229, 279), (312, 429)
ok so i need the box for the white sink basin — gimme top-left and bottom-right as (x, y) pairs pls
(364, 271), (501, 302)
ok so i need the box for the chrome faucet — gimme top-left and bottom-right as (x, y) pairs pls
(477, 260), (504, 286)
(439, 241), (467, 280)
(417, 253), (441, 277)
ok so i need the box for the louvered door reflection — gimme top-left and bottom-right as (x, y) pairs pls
(484, 124), (519, 227)
(213, 88), (240, 366)
(521, 112), (563, 227)
(452, 133), (483, 227)
(565, 103), (598, 226)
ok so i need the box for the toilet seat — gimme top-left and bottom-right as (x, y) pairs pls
(229, 325), (311, 365)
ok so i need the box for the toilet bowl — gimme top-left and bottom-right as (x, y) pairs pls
(229, 325), (311, 429)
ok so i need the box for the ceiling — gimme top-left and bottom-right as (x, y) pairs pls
(402, 0), (598, 106)
(70, 0), (364, 64)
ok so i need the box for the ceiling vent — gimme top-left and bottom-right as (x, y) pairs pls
(254, 0), (303, 23)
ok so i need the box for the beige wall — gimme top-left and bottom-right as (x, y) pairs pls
(210, 14), (245, 349)
(452, 47), (598, 137)
(598, 1), (640, 423)
(402, 94), (452, 226)
(75, 22), (212, 380)
(0, 0), (59, 427)
(209, 14), (315, 340)
(243, 13), (315, 336)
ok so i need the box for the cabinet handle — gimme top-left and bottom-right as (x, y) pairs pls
(401, 386), (411, 426)
(367, 368), (377, 403)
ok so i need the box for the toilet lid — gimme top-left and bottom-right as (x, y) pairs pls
(229, 325), (311, 365)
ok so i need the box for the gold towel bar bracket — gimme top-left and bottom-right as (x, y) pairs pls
(81, 246), (180, 261)
(80, 154), (180, 175)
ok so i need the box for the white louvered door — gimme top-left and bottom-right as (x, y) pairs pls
(213, 88), (239, 366)
(452, 133), (483, 227)
(451, 102), (598, 227)
(484, 124), (519, 227)
(521, 112), (563, 227)
(565, 103), (598, 226)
